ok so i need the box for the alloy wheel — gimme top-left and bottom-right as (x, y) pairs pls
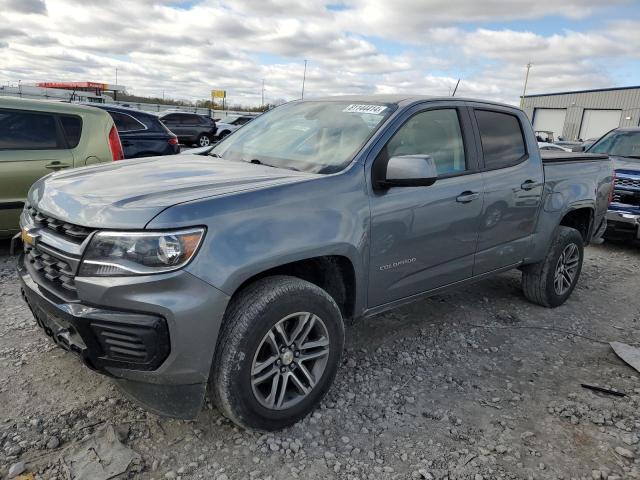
(553, 242), (580, 295)
(251, 312), (330, 410)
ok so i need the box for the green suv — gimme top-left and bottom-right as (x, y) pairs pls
(0, 97), (122, 238)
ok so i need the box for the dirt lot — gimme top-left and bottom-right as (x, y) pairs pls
(1, 238), (639, 480)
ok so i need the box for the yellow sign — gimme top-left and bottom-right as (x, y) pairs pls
(211, 89), (226, 99)
(21, 228), (35, 246)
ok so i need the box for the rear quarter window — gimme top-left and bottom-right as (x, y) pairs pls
(59, 115), (83, 148)
(109, 111), (146, 132)
(0, 109), (61, 150)
(475, 110), (527, 169)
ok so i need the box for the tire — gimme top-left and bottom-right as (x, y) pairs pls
(218, 130), (230, 140)
(197, 133), (212, 147)
(522, 226), (584, 307)
(210, 275), (345, 431)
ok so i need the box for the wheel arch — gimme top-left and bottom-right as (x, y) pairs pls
(230, 255), (358, 321)
(559, 206), (594, 243)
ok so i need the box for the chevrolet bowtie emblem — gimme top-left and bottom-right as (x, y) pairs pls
(21, 227), (36, 246)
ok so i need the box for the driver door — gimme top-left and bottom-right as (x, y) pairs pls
(367, 104), (484, 307)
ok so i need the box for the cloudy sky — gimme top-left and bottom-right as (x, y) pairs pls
(1, 0), (639, 106)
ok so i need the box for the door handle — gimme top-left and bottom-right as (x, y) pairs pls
(45, 161), (71, 170)
(521, 180), (542, 190)
(456, 191), (480, 203)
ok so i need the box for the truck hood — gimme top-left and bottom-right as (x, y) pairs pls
(29, 155), (318, 229)
(612, 156), (640, 174)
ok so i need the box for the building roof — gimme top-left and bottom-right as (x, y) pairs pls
(523, 85), (640, 99)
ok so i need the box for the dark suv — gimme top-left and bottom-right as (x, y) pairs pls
(92, 105), (179, 159)
(158, 112), (217, 147)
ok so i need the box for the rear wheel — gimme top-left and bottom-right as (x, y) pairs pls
(210, 276), (344, 431)
(522, 226), (584, 307)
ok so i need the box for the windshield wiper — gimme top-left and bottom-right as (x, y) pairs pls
(210, 152), (222, 158)
(248, 159), (277, 168)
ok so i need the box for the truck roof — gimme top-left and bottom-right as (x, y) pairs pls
(308, 94), (518, 110)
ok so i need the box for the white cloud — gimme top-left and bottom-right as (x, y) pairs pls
(0, 0), (638, 106)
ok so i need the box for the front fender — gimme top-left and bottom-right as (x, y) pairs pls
(147, 168), (370, 316)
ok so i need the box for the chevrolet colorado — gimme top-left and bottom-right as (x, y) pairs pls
(16, 96), (613, 431)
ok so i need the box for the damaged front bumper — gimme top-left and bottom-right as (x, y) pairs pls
(18, 256), (230, 419)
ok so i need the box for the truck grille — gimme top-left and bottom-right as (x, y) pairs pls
(615, 177), (640, 189)
(23, 205), (94, 302)
(25, 204), (92, 242)
(25, 245), (77, 294)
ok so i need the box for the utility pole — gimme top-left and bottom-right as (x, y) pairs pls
(520, 62), (532, 108)
(261, 79), (265, 108)
(115, 68), (118, 85)
(301, 60), (307, 100)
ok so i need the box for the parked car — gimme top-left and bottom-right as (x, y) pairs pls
(215, 115), (256, 139)
(91, 105), (179, 159)
(158, 111), (217, 147)
(16, 96), (612, 431)
(0, 97), (122, 238)
(572, 138), (599, 152)
(538, 142), (571, 152)
(587, 128), (640, 240)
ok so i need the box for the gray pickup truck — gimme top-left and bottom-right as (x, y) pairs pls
(16, 96), (613, 431)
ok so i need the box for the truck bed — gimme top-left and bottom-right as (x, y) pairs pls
(540, 151), (609, 163)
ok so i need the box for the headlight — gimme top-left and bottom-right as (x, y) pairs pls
(78, 228), (205, 276)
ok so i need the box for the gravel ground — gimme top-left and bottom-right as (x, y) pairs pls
(1, 239), (639, 480)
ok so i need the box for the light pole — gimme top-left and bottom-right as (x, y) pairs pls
(301, 60), (307, 100)
(520, 63), (532, 108)
(261, 79), (265, 108)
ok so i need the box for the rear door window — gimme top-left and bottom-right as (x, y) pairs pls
(109, 112), (146, 132)
(0, 109), (60, 150)
(59, 115), (83, 148)
(474, 110), (527, 169)
(181, 115), (201, 125)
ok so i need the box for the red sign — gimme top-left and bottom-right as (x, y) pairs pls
(37, 82), (109, 90)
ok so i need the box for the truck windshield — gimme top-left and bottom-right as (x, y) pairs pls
(210, 101), (393, 173)
(589, 130), (640, 159)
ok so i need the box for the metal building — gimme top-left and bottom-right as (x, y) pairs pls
(521, 86), (640, 142)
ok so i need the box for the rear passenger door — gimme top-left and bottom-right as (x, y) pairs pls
(160, 114), (184, 138)
(469, 105), (544, 274)
(0, 109), (74, 233)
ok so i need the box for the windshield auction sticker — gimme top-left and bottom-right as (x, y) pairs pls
(343, 104), (387, 115)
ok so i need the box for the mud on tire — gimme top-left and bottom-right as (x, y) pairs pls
(522, 226), (584, 308)
(210, 275), (345, 431)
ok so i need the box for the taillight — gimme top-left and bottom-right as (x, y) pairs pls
(108, 126), (124, 161)
(168, 136), (179, 146)
(608, 171), (616, 204)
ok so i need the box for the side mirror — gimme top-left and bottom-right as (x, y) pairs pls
(572, 145), (585, 152)
(376, 155), (438, 189)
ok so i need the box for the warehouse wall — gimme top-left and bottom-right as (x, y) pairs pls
(522, 87), (640, 141)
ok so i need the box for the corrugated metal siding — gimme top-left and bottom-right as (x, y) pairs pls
(522, 87), (640, 140)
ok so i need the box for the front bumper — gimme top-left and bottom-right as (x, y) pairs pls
(606, 209), (640, 238)
(18, 255), (230, 419)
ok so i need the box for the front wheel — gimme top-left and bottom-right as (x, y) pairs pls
(197, 133), (212, 147)
(522, 226), (584, 307)
(210, 276), (345, 431)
